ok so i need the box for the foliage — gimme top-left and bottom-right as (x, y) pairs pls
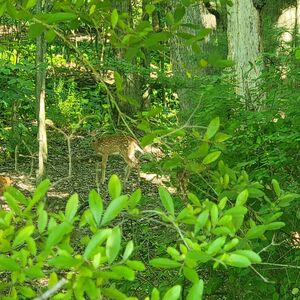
(0, 176), (144, 299)
(0, 0), (299, 299)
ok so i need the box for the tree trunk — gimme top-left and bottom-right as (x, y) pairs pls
(112, 0), (142, 117)
(170, 1), (203, 122)
(36, 0), (48, 181)
(227, 0), (263, 110)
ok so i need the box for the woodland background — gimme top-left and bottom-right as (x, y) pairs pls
(0, 0), (299, 299)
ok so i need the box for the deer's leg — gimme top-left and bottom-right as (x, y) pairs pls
(101, 154), (108, 184)
(124, 164), (132, 183)
(124, 155), (140, 184)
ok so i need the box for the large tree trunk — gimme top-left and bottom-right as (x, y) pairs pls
(36, 0), (48, 181)
(227, 0), (263, 110)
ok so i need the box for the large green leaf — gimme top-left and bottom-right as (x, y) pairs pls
(111, 9), (119, 29)
(83, 229), (111, 259)
(187, 280), (204, 300)
(159, 187), (174, 217)
(0, 255), (20, 271)
(65, 193), (79, 222)
(205, 117), (220, 140)
(108, 175), (122, 199)
(45, 222), (72, 250)
(202, 151), (221, 165)
(162, 285), (181, 300)
(89, 189), (103, 226)
(25, 179), (50, 213)
(106, 227), (121, 264)
(100, 195), (128, 226)
(150, 258), (181, 269)
(13, 225), (35, 247)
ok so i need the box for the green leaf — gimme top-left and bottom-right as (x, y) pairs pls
(111, 9), (119, 29)
(141, 133), (155, 145)
(4, 186), (27, 205)
(106, 227), (121, 264)
(202, 151), (221, 165)
(108, 175), (122, 199)
(271, 179), (281, 197)
(225, 206), (248, 216)
(166, 12), (174, 26)
(25, 0), (36, 9)
(83, 229), (111, 259)
(0, 2), (7, 17)
(174, 5), (185, 22)
(210, 204), (219, 227)
(145, 4), (156, 15)
(126, 260), (145, 271)
(183, 267), (199, 283)
(144, 32), (171, 48)
(195, 209), (209, 233)
(162, 285), (181, 300)
(25, 179), (50, 213)
(128, 188), (141, 209)
(187, 193), (200, 206)
(0, 255), (20, 271)
(102, 287), (128, 300)
(295, 48), (300, 59)
(19, 286), (36, 298)
(38, 209), (48, 233)
(265, 222), (285, 230)
(278, 193), (299, 207)
(48, 255), (79, 269)
(28, 23), (44, 39)
(111, 265), (135, 281)
(223, 238), (239, 251)
(205, 117), (220, 139)
(13, 225), (35, 247)
(114, 71), (123, 92)
(207, 236), (226, 256)
(187, 280), (204, 300)
(151, 288), (160, 300)
(186, 250), (211, 263)
(45, 29), (56, 42)
(39, 12), (77, 24)
(45, 222), (72, 249)
(3, 192), (22, 215)
(245, 225), (267, 239)
(100, 195), (128, 226)
(214, 132), (231, 142)
(24, 266), (44, 278)
(236, 189), (248, 206)
(89, 189), (103, 226)
(224, 253), (251, 268)
(232, 250), (261, 263)
(159, 186), (174, 217)
(65, 193), (79, 222)
(150, 258), (181, 269)
(123, 240), (134, 261)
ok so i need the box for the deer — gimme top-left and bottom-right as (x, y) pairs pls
(92, 135), (144, 184)
(0, 176), (12, 196)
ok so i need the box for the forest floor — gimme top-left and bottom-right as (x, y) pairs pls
(0, 130), (168, 210)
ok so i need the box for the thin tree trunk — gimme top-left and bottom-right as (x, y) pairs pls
(36, 0), (48, 181)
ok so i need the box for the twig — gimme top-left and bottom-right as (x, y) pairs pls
(34, 278), (67, 300)
(250, 265), (274, 283)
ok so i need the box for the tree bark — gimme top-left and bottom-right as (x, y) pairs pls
(170, 1), (203, 122)
(227, 0), (263, 110)
(36, 0), (48, 181)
